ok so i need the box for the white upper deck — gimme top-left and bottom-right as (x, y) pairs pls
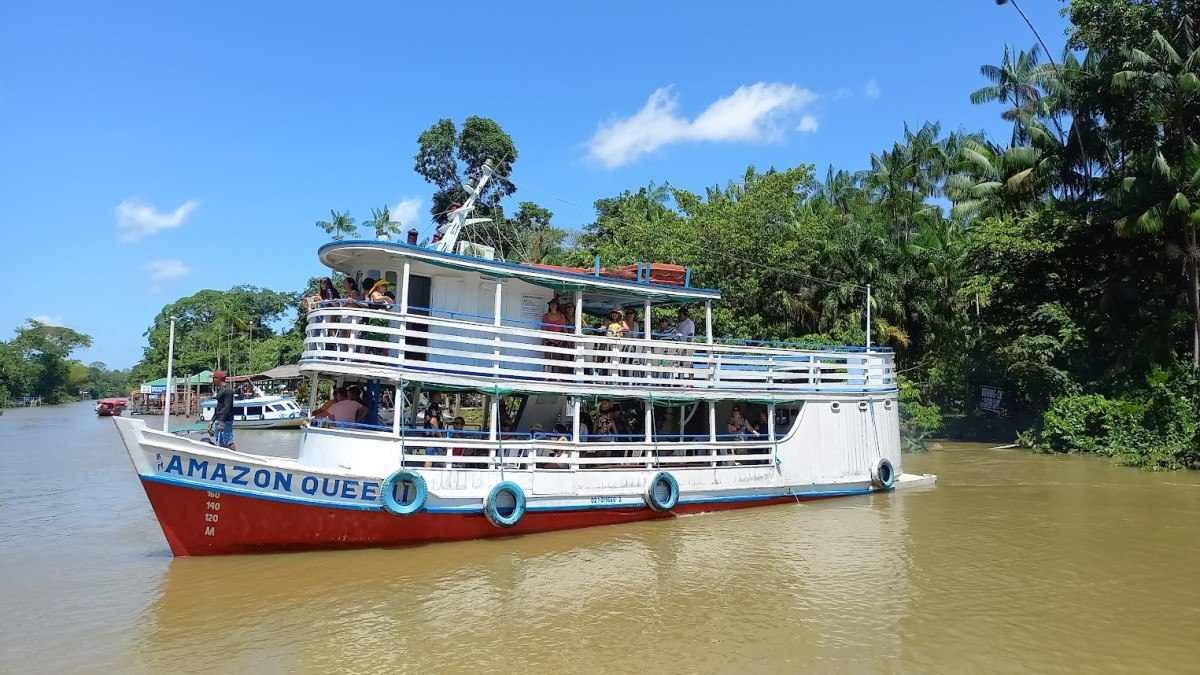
(319, 239), (721, 308)
(302, 239), (895, 401)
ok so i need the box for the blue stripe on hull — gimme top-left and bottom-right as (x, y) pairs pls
(140, 472), (880, 515)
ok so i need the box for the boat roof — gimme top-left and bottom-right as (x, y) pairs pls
(319, 240), (722, 303)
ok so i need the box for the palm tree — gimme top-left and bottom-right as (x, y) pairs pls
(971, 44), (1052, 145)
(946, 125), (1059, 219)
(367, 206), (400, 240)
(863, 145), (918, 241)
(1111, 15), (1200, 364)
(315, 210), (356, 241)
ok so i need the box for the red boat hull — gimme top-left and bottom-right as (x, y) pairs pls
(140, 479), (810, 556)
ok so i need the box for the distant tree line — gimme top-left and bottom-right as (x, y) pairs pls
(0, 320), (129, 404)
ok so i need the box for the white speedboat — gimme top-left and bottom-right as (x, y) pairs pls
(199, 393), (306, 429)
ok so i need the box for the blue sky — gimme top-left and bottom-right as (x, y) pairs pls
(0, 0), (1070, 368)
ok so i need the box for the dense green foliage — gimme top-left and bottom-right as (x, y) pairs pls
(0, 319), (128, 404)
(132, 286), (301, 383)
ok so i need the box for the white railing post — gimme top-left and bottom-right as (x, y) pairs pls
(708, 400), (718, 467)
(704, 300), (713, 344)
(645, 398), (654, 468)
(768, 402), (777, 464)
(643, 298), (652, 381)
(570, 396), (581, 470)
(489, 392), (500, 469)
(574, 290), (584, 384)
(865, 283), (872, 352)
(492, 281), (503, 375)
(398, 261), (410, 362)
(704, 300), (714, 386)
(307, 372), (318, 413)
(393, 381), (403, 439)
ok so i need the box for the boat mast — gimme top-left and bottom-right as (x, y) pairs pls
(432, 160), (496, 254)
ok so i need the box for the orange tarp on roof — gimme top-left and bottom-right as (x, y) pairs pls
(525, 262), (687, 287)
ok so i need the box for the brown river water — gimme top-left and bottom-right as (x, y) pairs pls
(2, 401), (1199, 673)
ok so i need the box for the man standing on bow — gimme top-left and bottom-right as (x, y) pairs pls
(208, 370), (237, 450)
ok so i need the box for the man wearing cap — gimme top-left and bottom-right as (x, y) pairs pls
(209, 370), (237, 450)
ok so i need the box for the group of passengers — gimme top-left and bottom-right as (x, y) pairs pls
(307, 276), (399, 356)
(539, 297), (697, 378)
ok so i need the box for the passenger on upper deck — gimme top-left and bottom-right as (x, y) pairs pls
(542, 298), (568, 372)
(623, 309), (641, 339)
(674, 306), (695, 342)
(365, 279), (390, 307)
(341, 278), (361, 302)
(605, 309), (626, 338)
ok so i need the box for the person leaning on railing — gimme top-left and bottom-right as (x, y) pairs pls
(541, 297), (568, 373)
(604, 310), (626, 377)
(335, 278), (362, 354)
(361, 279), (393, 356)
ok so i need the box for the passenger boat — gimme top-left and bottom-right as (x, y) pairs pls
(198, 390), (306, 429)
(96, 397), (128, 416)
(113, 165), (934, 556)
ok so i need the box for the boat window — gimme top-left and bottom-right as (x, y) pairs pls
(244, 406), (263, 416)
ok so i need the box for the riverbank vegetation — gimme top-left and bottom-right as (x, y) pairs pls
(130, 0), (1200, 468)
(0, 320), (129, 404)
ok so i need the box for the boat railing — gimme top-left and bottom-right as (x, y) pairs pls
(312, 300), (882, 352)
(301, 305), (896, 393)
(306, 419), (777, 469)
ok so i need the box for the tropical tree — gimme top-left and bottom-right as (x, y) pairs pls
(509, 202), (566, 263)
(970, 44), (1052, 145)
(315, 209), (356, 240)
(366, 206), (401, 240)
(413, 116), (518, 224)
(1109, 15), (1200, 364)
(8, 320), (93, 402)
(946, 127), (1059, 219)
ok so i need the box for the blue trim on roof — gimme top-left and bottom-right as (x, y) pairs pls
(319, 239), (722, 299)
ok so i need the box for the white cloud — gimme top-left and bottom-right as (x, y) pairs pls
(116, 198), (200, 242)
(30, 315), (64, 327)
(864, 79), (881, 100)
(586, 83), (818, 168)
(796, 115), (819, 133)
(389, 197), (423, 227)
(144, 259), (191, 282)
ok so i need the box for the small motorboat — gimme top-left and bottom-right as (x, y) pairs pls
(96, 398), (128, 416)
